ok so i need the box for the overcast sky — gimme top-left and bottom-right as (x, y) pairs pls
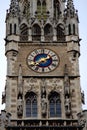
(0, 0), (87, 111)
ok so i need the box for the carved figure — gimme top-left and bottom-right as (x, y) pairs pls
(17, 105), (23, 116)
(17, 97), (23, 117)
(41, 95), (47, 115)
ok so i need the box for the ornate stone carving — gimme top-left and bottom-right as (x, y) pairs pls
(17, 97), (23, 117)
(64, 64), (70, 95)
(65, 96), (71, 116)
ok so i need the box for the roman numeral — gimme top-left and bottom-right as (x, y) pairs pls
(35, 50), (39, 54)
(35, 66), (39, 71)
(42, 68), (44, 72)
(41, 49), (44, 53)
(51, 63), (56, 67)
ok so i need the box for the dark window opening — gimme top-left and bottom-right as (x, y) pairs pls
(68, 24), (71, 35)
(14, 24), (16, 34)
(32, 24), (41, 41)
(20, 23), (28, 41)
(44, 24), (53, 41)
(54, 0), (60, 19)
(73, 24), (75, 35)
(10, 24), (12, 35)
(57, 25), (65, 42)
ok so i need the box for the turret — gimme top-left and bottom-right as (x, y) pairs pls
(5, 0), (20, 76)
(65, 0), (79, 39)
(5, 0), (20, 41)
(64, 0), (80, 76)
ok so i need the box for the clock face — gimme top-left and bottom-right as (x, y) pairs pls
(27, 48), (59, 73)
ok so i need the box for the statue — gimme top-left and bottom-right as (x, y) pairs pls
(17, 97), (23, 117)
(17, 105), (23, 117)
(41, 95), (47, 116)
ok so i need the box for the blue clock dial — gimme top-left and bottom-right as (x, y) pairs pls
(34, 53), (52, 68)
(27, 49), (59, 73)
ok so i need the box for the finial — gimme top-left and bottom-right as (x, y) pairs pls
(66, 0), (75, 17)
(9, 0), (19, 17)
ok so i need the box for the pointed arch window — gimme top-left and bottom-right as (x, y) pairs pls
(54, 0), (60, 19)
(20, 23), (28, 42)
(49, 92), (61, 117)
(42, 0), (46, 13)
(57, 24), (65, 42)
(37, 0), (41, 14)
(25, 92), (37, 117)
(44, 24), (53, 41)
(32, 24), (41, 41)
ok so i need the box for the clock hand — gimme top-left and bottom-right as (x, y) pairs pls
(30, 55), (50, 66)
(39, 55), (50, 62)
(29, 61), (39, 66)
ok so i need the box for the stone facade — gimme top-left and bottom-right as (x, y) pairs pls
(0, 0), (86, 130)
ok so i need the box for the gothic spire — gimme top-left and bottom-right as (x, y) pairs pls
(9, 0), (19, 17)
(66, 0), (75, 17)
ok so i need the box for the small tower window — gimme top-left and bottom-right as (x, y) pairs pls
(68, 24), (71, 35)
(14, 24), (16, 34)
(73, 24), (75, 35)
(10, 24), (12, 35)
(48, 92), (61, 117)
(25, 92), (37, 117)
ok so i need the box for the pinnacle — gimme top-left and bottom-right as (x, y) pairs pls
(9, 0), (19, 17)
(66, 0), (75, 17)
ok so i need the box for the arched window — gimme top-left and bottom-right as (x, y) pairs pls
(32, 24), (41, 41)
(48, 92), (61, 117)
(20, 23), (28, 42)
(42, 0), (46, 13)
(57, 24), (65, 42)
(54, 0), (60, 19)
(37, 0), (41, 14)
(25, 92), (37, 117)
(44, 24), (53, 41)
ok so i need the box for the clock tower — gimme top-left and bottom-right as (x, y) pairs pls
(0, 0), (85, 129)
